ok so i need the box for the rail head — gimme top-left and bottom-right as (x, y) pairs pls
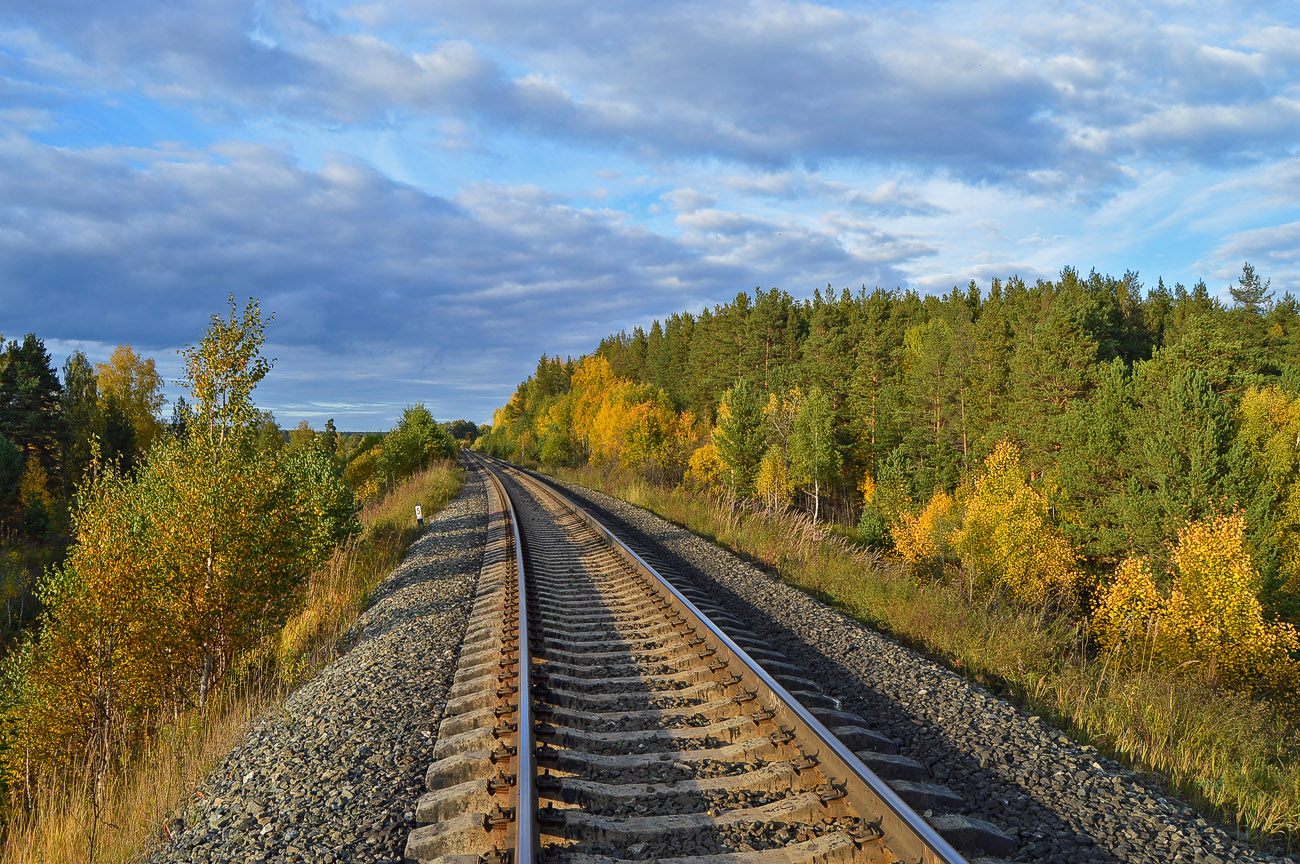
(474, 451), (970, 864)
(470, 454), (536, 864)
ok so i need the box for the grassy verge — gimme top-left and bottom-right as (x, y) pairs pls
(554, 462), (1300, 847)
(0, 460), (464, 864)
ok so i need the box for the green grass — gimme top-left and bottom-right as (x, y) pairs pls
(554, 462), (1300, 848)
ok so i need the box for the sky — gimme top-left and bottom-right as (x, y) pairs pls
(1, 0), (1298, 429)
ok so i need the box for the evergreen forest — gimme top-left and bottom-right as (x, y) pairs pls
(480, 264), (1300, 712)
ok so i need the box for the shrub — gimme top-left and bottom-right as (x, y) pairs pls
(684, 442), (725, 496)
(1095, 512), (1300, 702)
(954, 441), (1081, 609)
(891, 490), (956, 573)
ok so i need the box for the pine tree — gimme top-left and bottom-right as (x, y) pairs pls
(321, 418), (339, 459)
(749, 288), (803, 391)
(968, 280), (1012, 455)
(1056, 358), (1140, 562)
(1117, 366), (1241, 564)
(1145, 277), (1174, 351)
(847, 288), (897, 472)
(1006, 284), (1099, 469)
(801, 288), (858, 409)
(647, 319), (668, 395)
(901, 305), (974, 476)
(100, 393), (137, 475)
(0, 433), (21, 528)
(628, 327), (649, 381)
(169, 395), (193, 440)
(1230, 262), (1273, 316)
(686, 307), (729, 416)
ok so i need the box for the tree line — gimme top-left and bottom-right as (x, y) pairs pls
(479, 263), (1300, 709)
(0, 299), (468, 805)
(0, 324), (478, 640)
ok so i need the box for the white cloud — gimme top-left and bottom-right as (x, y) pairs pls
(10, 0), (1299, 194)
(2, 138), (864, 422)
(718, 171), (944, 217)
(662, 187), (716, 213)
(1212, 221), (1300, 290)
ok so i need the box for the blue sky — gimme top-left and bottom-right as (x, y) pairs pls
(2, 0), (1298, 428)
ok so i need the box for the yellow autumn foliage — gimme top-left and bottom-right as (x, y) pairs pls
(953, 440), (1081, 609)
(1236, 385), (1300, 594)
(685, 442), (725, 496)
(0, 297), (360, 800)
(537, 399), (577, 466)
(762, 387), (802, 446)
(95, 344), (166, 451)
(1091, 557), (1162, 648)
(891, 490), (955, 571)
(569, 355), (617, 446)
(755, 449), (793, 512)
(1095, 512), (1300, 698)
(534, 355), (700, 482)
(858, 470), (877, 506)
(18, 455), (53, 516)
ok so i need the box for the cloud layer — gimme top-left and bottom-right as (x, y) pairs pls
(9, 1), (1299, 187)
(1, 0), (1297, 424)
(0, 136), (912, 424)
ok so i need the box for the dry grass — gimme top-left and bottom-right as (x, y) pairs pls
(275, 459), (463, 678)
(0, 682), (276, 864)
(555, 462), (1300, 847)
(0, 460), (464, 864)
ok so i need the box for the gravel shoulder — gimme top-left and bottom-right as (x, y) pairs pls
(553, 477), (1298, 864)
(149, 466), (487, 864)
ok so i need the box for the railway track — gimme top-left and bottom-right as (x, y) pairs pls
(407, 455), (1016, 864)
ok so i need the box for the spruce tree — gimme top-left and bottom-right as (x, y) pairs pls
(713, 378), (765, 499)
(0, 334), (66, 483)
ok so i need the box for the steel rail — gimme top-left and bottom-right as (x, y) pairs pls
(477, 452), (970, 864)
(474, 455), (536, 864)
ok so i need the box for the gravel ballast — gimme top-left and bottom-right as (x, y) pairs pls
(552, 477), (1299, 864)
(149, 466), (487, 864)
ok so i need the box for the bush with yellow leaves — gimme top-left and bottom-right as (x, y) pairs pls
(890, 490), (956, 574)
(1091, 557), (1162, 648)
(1094, 511), (1300, 699)
(685, 442), (726, 497)
(953, 440), (1081, 609)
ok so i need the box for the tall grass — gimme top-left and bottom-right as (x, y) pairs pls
(555, 462), (1300, 846)
(0, 460), (464, 864)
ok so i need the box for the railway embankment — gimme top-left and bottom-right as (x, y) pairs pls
(150, 459), (1299, 864)
(551, 476), (1297, 864)
(148, 470), (488, 864)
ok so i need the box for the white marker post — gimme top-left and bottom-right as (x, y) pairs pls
(415, 504), (424, 528)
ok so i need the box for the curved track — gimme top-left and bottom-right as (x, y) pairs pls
(407, 456), (1009, 864)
